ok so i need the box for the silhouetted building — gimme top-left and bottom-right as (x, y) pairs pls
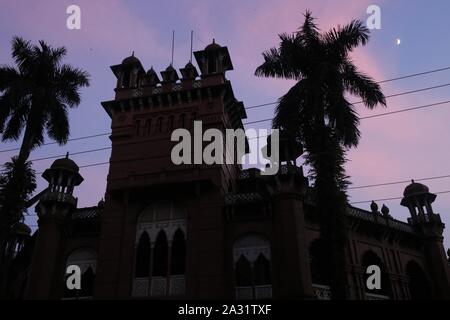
(6, 41), (450, 300)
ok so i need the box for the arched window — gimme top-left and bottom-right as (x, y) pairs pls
(132, 202), (187, 297)
(64, 248), (96, 299)
(236, 256), (252, 287)
(135, 232), (151, 277)
(406, 261), (431, 300)
(153, 230), (168, 277)
(361, 250), (391, 299)
(253, 254), (271, 286)
(80, 267), (95, 298)
(233, 234), (272, 300)
(171, 229), (186, 275)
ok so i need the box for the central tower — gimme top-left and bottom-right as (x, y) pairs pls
(96, 41), (247, 298)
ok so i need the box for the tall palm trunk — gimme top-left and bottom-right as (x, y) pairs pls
(306, 125), (349, 299)
(17, 105), (40, 164)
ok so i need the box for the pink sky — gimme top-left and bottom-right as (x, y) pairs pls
(1, 0), (450, 249)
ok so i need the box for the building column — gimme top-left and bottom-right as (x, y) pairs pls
(271, 188), (314, 299)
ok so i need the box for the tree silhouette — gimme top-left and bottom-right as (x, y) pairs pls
(0, 37), (89, 295)
(255, 11), (386, 299)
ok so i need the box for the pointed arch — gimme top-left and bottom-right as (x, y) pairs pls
(361, 250), (391, 297)
(406, 260), (432, 300)
(135, 231), (151, 277)
(253, 253), (271, 286)
(235, 255), (252, 287)
(80, 267), (95, 297)
(64, 248), (97, 299)
(171, 229), (186, 275)
(153, 230), (168, 276)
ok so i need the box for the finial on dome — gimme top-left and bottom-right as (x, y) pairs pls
(132, 51), (135, 57)
(65, 152), (69, 159)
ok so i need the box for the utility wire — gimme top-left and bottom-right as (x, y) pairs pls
(243, 99), (450, 125)
(245, 82), (450, 110)
(2, 65), (450, 154)
(349, 174), (450, 190)
(350, 190), (450, 205)
(4, 97), (450, 169)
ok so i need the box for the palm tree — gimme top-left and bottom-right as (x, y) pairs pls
(255, 11), (386, 299)
(0, 36), (90, 163)
(0, 157), (36, 296)
(0, 37), (89, 293)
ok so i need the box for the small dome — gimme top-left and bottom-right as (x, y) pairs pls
(122, 52), (140, 65)
(403, 180), (429, 197)
(165, 64), (175, 72)
(50, 153), (79, 173)
(12, 222), (31, 236)
(205, 39), (221, 51)
(146, 67), (157, 75)
(184, 61), (195, 69)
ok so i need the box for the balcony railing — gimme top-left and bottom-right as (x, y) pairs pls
(235, 285), (272, 300)
(132, 276), (185, 297)
(312, 284), (331, 300)
(365, 292), (389, 300)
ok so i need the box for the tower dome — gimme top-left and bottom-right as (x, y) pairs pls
(122, 52), (140, 65)
(403, 180), (429, 197)
(42, 153), (83, 186)
(49, 153), (79, 173)
(205, 39), (221, 51)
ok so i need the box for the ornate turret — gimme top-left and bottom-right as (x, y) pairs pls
(194, 39), (233, 77)
(27, 155), (84, 298)
(401, 180), (438, 224)
(38, 153), (83, 218)
(180, 61), (199, 81)
(160, 64), (179, 83)
(111, 52), (145, 89)
(144, 67), (160, 87)
(401, 180), (450, 298)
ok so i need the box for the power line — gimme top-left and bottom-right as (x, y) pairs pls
(4, 97), (450, 167)
(29, 147), (111, 162)
(349, 174), (450, 190)
(245, 82), (450, 110)
(349, 190), (450, 205)
(243, 99), (450, 125)
(377, 66), (450, 84)
(0, 132), (110, 154)
(2, 66), (450, 154)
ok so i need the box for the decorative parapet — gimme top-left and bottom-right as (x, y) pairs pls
(225, 192), (263, 205)
(312, 284), (331, 300)
(347, 206), (415, 234)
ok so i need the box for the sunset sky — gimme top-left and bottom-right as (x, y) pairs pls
(1, 0), (450, 248)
